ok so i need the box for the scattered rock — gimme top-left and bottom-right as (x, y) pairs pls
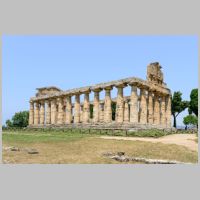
(27, 149), (39, 154)
(3, 146), (20, 151)
(117, 152), (125, 156)
(111, 155), (130, 162)
(11, 147), (20, 151)
(102, 152), (114, 157)
(102, 151), (191, 164)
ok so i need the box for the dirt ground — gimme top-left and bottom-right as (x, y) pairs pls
(100, 134), (198, 152)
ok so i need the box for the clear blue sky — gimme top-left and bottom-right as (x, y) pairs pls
(2, 36), (198, 126)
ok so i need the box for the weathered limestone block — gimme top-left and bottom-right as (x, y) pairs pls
(130, 85), (138, 123)
(57, 97), (64, 124)
(39, 101), (45, 125)
(124, 100), (130, 122)
(116, 86), (124, 123)
(93, 90), (101, 123)
(51, 99), (57, 124)
(153, 93), (160, 125)
(66, 96), (72, 124)
(34, 102), (39, 125)
(99, 102), (104, 122)
(29, 101), (34, 125)
(161, 95), (166, 127)
(74, 94), (80, 123)
(139, 88), (147, 124)
(83, 93), (90, 123)
(46, 100), (51, 124)
(104, 87), (112, 123)
(166, 95), (172, 128)
(148, 91), (153, 124)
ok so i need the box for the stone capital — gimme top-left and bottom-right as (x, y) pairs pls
(115, 83), (127, 88)
(93, 88), (102, 93)
(104, 86), (113, 91)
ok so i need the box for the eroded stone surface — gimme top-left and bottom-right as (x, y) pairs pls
(29, 62), (172, 129)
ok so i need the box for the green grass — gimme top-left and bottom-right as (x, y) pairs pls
(127, 129), (171, 138)
(2, 130), (198, 164)
(2, 130), (93, 143)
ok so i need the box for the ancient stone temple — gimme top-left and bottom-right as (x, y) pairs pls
(28, 62), (172, 129)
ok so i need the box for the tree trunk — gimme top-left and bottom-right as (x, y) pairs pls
(173, 114), (177, 128)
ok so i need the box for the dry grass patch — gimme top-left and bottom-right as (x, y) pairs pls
(2, 130), (198, 164)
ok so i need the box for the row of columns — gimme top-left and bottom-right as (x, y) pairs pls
(29, 85), (172, 127)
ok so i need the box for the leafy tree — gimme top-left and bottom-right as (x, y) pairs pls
(188, 89), (198, 116)
(171, 91), (189, 128)
(6, 111), (29, 128)
(6, 119), (13, 127)
(183, 115), (198, 129)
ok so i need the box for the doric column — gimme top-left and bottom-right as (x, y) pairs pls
(34, 102), (39, 125)
(161, 95), (166, 127)
(51, 99), (57, 124)
(80, 105), (83, 122)
(148, 90), (154, 124)
(29, 101), (34, 125)
(153, 93), (160, 125)
(124, 99), (129, 122)
(93, 89), (101, 123)
(83, 92), (90, 123)
(116, 85), (125, 123)
(104, 87), (112, 123)
(99, 102), (104, 122)
(57, 97), (64, 125)
(130, 84), (138, 123)
(74, 94), (80, 123)
(39, 101), (45, 125)
(166, 94), (172, 128)
(139, 87), (147, 124)
(46, 100), (51, 125)
(66, 96), (72, 124)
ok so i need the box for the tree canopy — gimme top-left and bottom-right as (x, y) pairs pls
(188, 88), (198, 116)
(6, 111), (29, 128)
(183, 114), (198, 129)
(171, 91), (189, 128)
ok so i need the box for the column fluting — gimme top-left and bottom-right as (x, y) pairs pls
(139, 87), (147, 124)
(93, 89), (101, 123)
(124, 99), (130, 122)
(153, 93), (160, 125)
(51, 99), (57, 125)
(161, 95), (166, 127)
(130, 84), (138, 123)
(83, 92), (90, 123)
(57, 97), (64, 125)
(116, 86), (125, 123)
(104, 87), (112, 123)
(74, 94), (80, 123)
(39, 101), (45, 125)
(66, 96), (72, 124)
(29, 101), (34, 125)
(34, 102), (39, 125)
(46, 100), (51, 125)
(148, 91), (154, 124)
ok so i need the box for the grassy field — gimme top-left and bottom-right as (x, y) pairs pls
(2, 130), (198, 164)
